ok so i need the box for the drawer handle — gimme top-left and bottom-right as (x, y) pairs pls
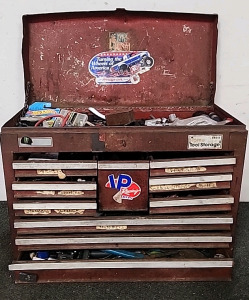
(18, 272), (37, 283)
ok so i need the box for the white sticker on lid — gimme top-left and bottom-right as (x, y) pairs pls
(188, 135), (223, 149)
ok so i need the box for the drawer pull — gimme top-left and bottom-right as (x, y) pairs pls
(9, 260), (233, 271)
(18, 272), (37, 282)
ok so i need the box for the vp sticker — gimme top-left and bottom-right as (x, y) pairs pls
(105, 174), (141, 203)
(89, 51), (154, 85)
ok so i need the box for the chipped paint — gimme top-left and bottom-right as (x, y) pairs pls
(163, 69), (176, 78)
(79, 77), (95, 87)
(74, 57), (84, 67)
(56, 53), (62, 62)
(183, 24), (192, 34)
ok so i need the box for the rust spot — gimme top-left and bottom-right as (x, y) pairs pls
(99, 133), (106, 141)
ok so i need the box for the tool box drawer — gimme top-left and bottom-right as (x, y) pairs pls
(149, 195), (234, 214)
(12, 182), (97, 199)
(149, 174), (232, 193)
(9, 251), (233, 283)
(13, 200), (98, 217)
(13, 160), (98, 178)
(9, 259), (233, 283)
(98, 161), (149, 211)
(13, 214), (233, 234)
(149, 156), (236, 177)
(14, 233), (232, 250)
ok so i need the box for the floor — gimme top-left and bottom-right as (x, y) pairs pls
(1, 201), (249, 300)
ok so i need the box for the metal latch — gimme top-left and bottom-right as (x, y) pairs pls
(18, 272), (38, 283)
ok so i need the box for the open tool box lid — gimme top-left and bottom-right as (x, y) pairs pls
(2, 8), (247, 131)
(22, 9), (219, 113)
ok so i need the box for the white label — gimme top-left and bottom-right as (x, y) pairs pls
(24, 209), (51, 215)
(188, 135), (223, 149)
(18, 137), (53, 147)
(96, 225), (127, 230)
(164, 166), (207, 173)
(54, 209), (85, 215)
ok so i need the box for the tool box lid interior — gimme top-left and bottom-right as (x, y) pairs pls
(22, 9), (218, 111)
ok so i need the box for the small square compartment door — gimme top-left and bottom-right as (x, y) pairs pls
(98, 161), (149, 211)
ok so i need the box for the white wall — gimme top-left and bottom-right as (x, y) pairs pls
(0, 0), (248, 201)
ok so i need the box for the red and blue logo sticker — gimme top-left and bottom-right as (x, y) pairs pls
(89, 51), (154, 85)
(105, 174), (141, 203)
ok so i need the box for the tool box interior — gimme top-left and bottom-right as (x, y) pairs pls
(1, 9), (247, 283)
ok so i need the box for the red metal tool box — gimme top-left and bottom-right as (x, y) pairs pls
(1, 9), (247, 283)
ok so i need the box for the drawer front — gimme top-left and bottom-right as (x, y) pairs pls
(13, 160), (97, 178)
(9, 259), (234, 272)
(15, 232), (232, 250)
(150, 156), (236, 177)
(150, 195), (234, 214)
(9, 258), (233, 282)
(98, 161), (149, 212)
(149, 174), (232, 193)
(12, 182), (97, 199)
(13, 201), (97, 217)
(14, 215), (233, 234)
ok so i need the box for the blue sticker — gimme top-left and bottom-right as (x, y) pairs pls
(88, 51), (154, 85)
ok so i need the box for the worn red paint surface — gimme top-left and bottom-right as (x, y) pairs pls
(23, 10), (217, 109)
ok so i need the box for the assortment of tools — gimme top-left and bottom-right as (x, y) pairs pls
(145, 113), (233, 126)
(29, 248), (222, 260)
(18, 102), (233, 127)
